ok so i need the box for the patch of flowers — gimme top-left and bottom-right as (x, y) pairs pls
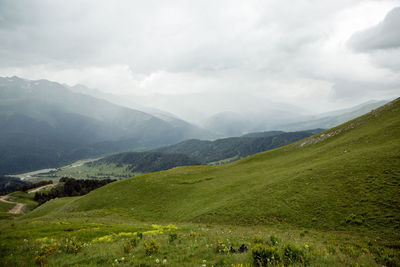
(61, 237), (84, 254)
(251, 239), (309, 266)
(32, 236), (88, 265)
(144, 240), (160, 255)
(92, 224), (178, 243)
(214, 240), (230, 253)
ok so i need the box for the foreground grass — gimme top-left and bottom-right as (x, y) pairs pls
(1, 205), (397, 267)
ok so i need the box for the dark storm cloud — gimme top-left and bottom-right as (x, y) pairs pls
(349, 7), (400, 52)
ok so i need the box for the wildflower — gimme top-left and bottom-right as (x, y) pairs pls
(162, 259), (167, 264)
(156, 258), (160, 264)
(203, 260), (207, 263)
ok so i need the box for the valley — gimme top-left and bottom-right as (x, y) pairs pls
(0, 98), (398, 266)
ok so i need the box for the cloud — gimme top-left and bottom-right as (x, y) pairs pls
(349, 7), (400, 52)
(0, 0), (399, 117)
(330, 80), (399, 100)
(347, 6), (400, 73)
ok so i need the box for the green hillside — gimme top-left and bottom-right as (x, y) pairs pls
(0, 98), (399, 266)
(47, 98), (400, 233)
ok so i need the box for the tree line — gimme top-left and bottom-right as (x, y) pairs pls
(17, 180), (53, 192)
(34, 177), (116, 205)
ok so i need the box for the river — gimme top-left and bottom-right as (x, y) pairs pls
(9, 157), (102, 180)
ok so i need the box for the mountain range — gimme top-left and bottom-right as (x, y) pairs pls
(0, 76), (210, 174)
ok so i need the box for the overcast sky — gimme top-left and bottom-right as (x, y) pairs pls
(0, 0), (399, 120)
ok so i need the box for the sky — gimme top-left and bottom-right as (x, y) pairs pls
(0, 0), (399, 122)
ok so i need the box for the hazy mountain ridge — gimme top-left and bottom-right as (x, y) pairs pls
(0, 76), (211, 174)
(274, 100), (390, 131)
(67, 83), (216, 140)
(197, 100), (389, 137)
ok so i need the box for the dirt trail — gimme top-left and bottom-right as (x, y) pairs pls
(28, 184), (56, 194)
(0, 196), (26, 214)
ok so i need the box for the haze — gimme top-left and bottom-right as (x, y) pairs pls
(0, 0), (399, 123)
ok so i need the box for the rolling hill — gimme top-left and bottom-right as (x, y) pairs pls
(35, 98), (399, 234)
(1, 98), (399, 267)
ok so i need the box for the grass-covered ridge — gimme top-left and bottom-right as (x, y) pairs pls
(1, 98), (399, 266)
(46, 98), (400, 235)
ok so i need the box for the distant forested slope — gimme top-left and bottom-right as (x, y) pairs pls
(88, 152), (200, 173)
(0, 176), (30, 195)
(153, 130), (322, 164)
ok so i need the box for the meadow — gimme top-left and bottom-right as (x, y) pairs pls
(1, 207), (395, 266)
(0, 98), (399, 266)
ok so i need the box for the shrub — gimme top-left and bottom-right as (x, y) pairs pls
(374, 247), (400, 267)
(35, 243), (57, 266)
(137, 232), (143, 239)
(123, 241), (133, 254)
(215, 240), (229, 253)
(62, 238), (83, 254)
(144, 240), (160, 255)
(339, 244), (358, 257)
(344, 214), (364, 225)
(300, 230), (308, 237)
(39, 243), (56, 256)
(283, 243), (306, 265)
(168, 232), (178, 243)
(252, 244), (280, 266)
(269, 235), (279, 246)
(35, 255), (47, 266)
(252, 235), (265, 244)
(123, 237), (140, 253)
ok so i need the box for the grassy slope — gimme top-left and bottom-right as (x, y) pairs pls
(42, 98), (399, 237)
(1, 99), (399, 266)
